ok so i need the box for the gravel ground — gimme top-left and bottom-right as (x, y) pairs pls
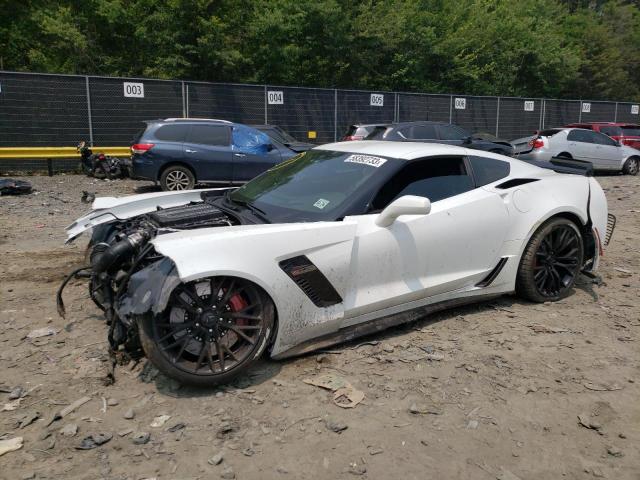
(1, 173), (639, 480)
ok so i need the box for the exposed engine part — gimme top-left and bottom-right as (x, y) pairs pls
(147, 202), (230, 229)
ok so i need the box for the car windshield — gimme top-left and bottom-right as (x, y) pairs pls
(621, 126), (640, 136)
(260, 126), (298, 144)
(229, 149), (398, 222)
(599, 126), (622, 136)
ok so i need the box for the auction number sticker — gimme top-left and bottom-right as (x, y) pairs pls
(454, 98), (466, 110)
(345, 154), (387, 167)
(524, 100), (535, 111)
(267, 91), (284, 104)
(123, 82), (144, 98)
(313, 198), (330, 209)
(581, 102), (591, 113)
(632, 105), (639, 115)
(370, 93), (384, 106)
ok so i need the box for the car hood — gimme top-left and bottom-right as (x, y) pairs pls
(65, 187), (228, 241)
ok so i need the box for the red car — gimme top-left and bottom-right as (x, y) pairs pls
(564, 122), (640, 150)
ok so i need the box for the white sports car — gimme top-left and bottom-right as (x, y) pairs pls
(59, 141), (615, 386)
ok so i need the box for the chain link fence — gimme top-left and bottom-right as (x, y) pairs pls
(1, 70), (639, 172)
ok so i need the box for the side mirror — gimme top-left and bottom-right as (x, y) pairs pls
(463, 136), (472, 144)
(267, 143), (275, 151)
(375, 195), (431, 227)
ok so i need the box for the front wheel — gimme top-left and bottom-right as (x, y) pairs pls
(160, 166), (195, 191)
(622, 157), (639, 175)
(138, 276), (274, 387)
(516, 217), (583, 303)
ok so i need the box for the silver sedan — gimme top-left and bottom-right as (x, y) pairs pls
(515, 128), (639, 175)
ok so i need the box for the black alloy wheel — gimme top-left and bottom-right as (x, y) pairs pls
(139, 276), (274, 386)
(517, 218), (583, 302)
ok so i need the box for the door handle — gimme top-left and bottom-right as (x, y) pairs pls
(234, 153), (246, 158)
(185, 149), (197, 153)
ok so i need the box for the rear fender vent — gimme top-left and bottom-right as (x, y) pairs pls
(279, 256), (342, 307)
(475, 257), (508, 288)
(495, 178), (539, 189)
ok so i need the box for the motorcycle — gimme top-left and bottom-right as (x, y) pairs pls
(77, 141), (128, 179)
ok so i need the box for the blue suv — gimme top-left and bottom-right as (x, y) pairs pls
(130, 119), (302, 191)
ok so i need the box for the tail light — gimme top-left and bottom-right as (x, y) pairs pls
(131, 143), (155, 154)
(528, 138), (544, 149)
(342, 135), (363, 141)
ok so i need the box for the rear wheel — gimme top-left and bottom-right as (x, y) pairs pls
(516, 217), (583, 303)
(622, 157), (639, 175)
(160, 166), (195, 191)
(139, 276), (274, 386)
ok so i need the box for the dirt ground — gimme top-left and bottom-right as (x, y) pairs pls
(1, 173), (639, 480)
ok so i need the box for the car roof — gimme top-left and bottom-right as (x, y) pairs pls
(566, 122), (638, 127)
(315, 140), (469, 159)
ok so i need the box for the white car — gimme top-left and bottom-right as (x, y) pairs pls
(60, 141), (615, 386)
(514, 127), (640, 175)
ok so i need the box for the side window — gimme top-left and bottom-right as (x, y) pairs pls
(410, 124), (437, 139)
(438, 125), (466, 140)
(567, 130), (589, 143)
(153, 124), (189, 142)
(599, 126), (622, 137)
(232, 125), (271, 153)
(370, 156), (474, 210)
(469, 156), (511, 186)
(186, 125), (230, 146)
(592, 131), (617, 146)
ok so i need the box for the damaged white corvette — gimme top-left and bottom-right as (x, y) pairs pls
(59, 141), (615, 386)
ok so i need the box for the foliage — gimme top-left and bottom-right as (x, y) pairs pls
(1, 0), (638, 100)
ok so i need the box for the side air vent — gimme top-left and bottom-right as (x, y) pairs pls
(279, 256), (343, 307)
(476, 257), (508, 287)
(495, 178), (539, 189)
(604, 213), (616, 246)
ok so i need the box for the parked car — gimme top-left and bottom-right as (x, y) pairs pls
(357, 121), (514, 156)
(130, 118), (299, 191)
(564, 122), (640, 150)
(61, 141), (612, 386)
(251, 124), (315, 152)
(514, 128), (639, 175)
(342, 124), (389, 141)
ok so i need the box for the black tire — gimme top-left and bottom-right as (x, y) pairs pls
(160, 166), (195, 191)
(93, 164), (107, 179)
(138, 276), (275, 387)
(516, 217), (583, 303)
(622, 157), (639, 175)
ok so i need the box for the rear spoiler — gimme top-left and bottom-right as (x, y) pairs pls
(521, 157), (593, 176)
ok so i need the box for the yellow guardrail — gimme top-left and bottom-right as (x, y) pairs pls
(0, 146), (131, 159)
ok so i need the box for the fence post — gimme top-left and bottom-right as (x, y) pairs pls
(264, 85), (268, 125)
(334, 89), (338, 142)
(85, 76), (94, 146)
(614, 102), (618, 122)
(181, 81), (186, 118)
(394, 93), (399, 123)
(449, 95), (453, 123)
(495, 97), (500, 137)
(578, 100), (582, 123)
(185, 83), (189, 117)
(540, 99), (545, 130)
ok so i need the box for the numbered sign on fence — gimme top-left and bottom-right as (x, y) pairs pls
(581, 102), (591, 113)
(632, 105), (639, 115)
(524, 101), (535, 112)
(370, 94), (384, 106)
(454, 98), (466, 110)
(267, 91), (284, 105)
(123, 82), (144, 98)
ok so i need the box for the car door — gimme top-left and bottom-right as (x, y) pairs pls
(564, 129), (594, 162)
(591, 131), (623, 170)
(183, 124), (233, 183)
(341, 156), (510, 325)
(231, 125), (283, 183)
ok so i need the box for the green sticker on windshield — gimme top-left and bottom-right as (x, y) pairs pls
(345, 154), (387, 167)
(314, 198), (330, 209)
